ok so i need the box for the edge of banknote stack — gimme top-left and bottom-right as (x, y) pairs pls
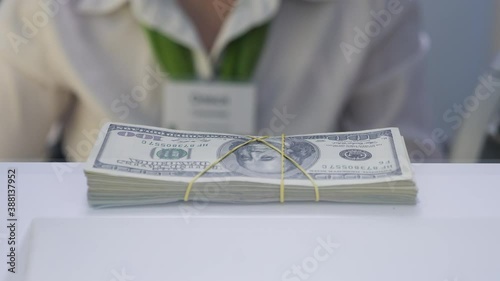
(84, 122), (418, 207)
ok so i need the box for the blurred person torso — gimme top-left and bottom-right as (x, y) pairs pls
(0, 0), (431, 161)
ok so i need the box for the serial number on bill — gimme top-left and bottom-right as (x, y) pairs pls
(319, 165), (393, 171)
(141, 141), (209, 148)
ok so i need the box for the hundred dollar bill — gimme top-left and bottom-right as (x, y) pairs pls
(85, 123), (413, 186)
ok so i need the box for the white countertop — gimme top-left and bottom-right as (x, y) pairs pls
(1, 163), (500, 280)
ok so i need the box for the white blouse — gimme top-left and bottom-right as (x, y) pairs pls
(0, 0), (433, 161)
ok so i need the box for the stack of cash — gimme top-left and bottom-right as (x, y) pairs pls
(85, 123), (417, 207)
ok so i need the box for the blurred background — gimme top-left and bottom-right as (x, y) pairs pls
(421, 0), (500, 162)
(1, 0), (500, 163)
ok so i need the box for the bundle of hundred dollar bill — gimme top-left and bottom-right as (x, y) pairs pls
(84, 123), (417, 207)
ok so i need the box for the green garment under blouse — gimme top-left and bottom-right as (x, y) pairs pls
(144, 23), (270, 81)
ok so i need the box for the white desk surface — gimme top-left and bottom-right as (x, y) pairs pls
(1, 163), (500, 280)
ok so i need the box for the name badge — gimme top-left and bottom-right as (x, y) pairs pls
(163, 81), (257, 135)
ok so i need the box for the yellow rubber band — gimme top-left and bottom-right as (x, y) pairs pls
(184, 136), (269, 201)
(253, 137), (320, 202)
(184, 135), (320, 202)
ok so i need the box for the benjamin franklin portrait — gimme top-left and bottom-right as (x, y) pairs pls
(218, 138), (319, 179)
